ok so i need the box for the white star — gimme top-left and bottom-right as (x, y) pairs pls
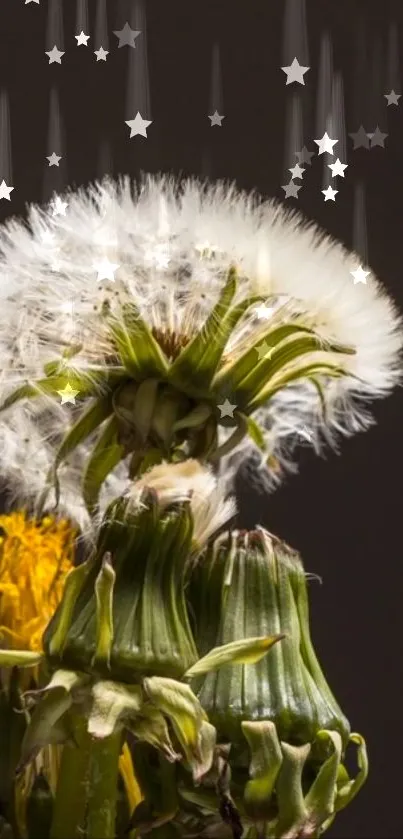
(314, 132), (338, 155)
(255, 303), (274, 319)
(281, 57), (310, 85)
(0, 180), (14, 200)
(328, 158), (348, 178)
(209, 110), (225, 126)
(25, 0), (40, 4)
(350, 265), (370, 285)
(289, 163), (305, 179)
(322, 185), (338, 201)
(75, 31), (90, 46)
(45, 45), (65, 64)
(125, 112), (152, 138)
(218, 398), (237, 419)
(52, 196), (68, 216)
(46, 152), (62, 167)
(94, 258), (120, 282)
(256, 341), (273, 361)
(94, 47), (109, 61)
(57, 383), (80, 405)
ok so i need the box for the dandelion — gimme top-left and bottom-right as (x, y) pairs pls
(0, 174), (401, 534)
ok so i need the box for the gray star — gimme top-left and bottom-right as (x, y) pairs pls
(218, 398), (237, 419)
(45, 45), (65, 64)
(94, 47), (109, 61)
(282, 181), (302, 199)
(289, 163), (305, 179)
(113, 23), (141, 48)
(384, 90), (401, 106)
(281, 57), (310, 86)
(370, 126), (388, 148)
(209, 110), (225, 126)
(46, 152), (62, 166)
(349, 126), (370, 150)
(295, 146), (315, 165)
(125, 112), (152, 138)
(256, 341), (273, 361)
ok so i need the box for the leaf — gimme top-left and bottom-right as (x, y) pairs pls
(50, 395), (114, 508)
(169, 265), (240, 392)
(0, 650), (43, 667)
(304, 730), (342, 824)
(108, 303), (169, 381)
(183, 635), (284, 680)
(82, 415), (126, 516)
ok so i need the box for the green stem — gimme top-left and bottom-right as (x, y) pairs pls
(50, 713), (92, 839)
(86, 729), (122, 839)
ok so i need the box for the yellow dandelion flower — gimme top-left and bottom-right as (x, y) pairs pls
(0, 511), (76, 651)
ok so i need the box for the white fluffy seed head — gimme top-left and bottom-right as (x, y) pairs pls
(0, 173), (401, 533)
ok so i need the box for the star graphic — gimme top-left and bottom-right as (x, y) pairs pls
(295, 146), (315, 165)
(208, 110), (225, 126)
(328, 158), (348, 178)
(46, 152), (62, 167)
(314, 132), (338, 155)
(322, 185), (338, 202)
(218, 398), (237, 419)
(289, 163), (305, 179)
(52, 196), (68, 217)
(94, 47), (109, 61)
(281, 57), (310, 85)
(350, 265), (370, 285)
(256, 341), (274, 361)
(113, 23), (141, 48)
(255, 303), (275, 319)
(94, 259), (120, 282)
(125, 112), (152, 138)
(75, 31), (90, 46)
(349, 126), (370, 150)
(57, 382), (80, 405)
(25, 0), (40, 4)
(0, 180), (14, 200)
(370, 126), (388, 148)
(384, 90), (401, 106)
(282, 181), (302, 199)
(45, 45), (65, 64)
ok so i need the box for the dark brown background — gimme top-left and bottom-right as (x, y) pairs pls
(1, 1), (402, 837)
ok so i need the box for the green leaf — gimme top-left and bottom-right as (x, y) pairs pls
(304, 730), (342, 825)
(108, 303), (169, 380)
(183, 634), (284, 680)
(50, 395), (114, 508)
(0, 650), (43, 667)
(169, 265), (241, 392)
(82, 415), (126, 516)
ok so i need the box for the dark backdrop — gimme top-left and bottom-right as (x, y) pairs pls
(0, 1), (402, 837)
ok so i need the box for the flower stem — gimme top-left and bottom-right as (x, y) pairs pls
(86, 729), (122, 839)
(50, 713), (121, 839)
(50, 714), (92, 839)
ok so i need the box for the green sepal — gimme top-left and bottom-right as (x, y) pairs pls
(43, 343), (84, 377)
(82, 415), (126, 516)
(209, 412), (248, 462)
(47, 554), (98, 657)
(168, 265), (239, 393)
(249, 362), (349, 412)
(91, 552), (116, 668)
(241, 720), (283, 821)
(303, 730), (342, 827)
(132, 378), (161, 442)
(183, 635), (284, 681)
(333, 733), (368, 813)
(142, 677), (207, 763)
(0, 651), (43, 668)
(173, 402), (213, 432)
(273, 741), (311, 835)
(107, 303), (169, 380)
(50, 394), (114, 509)
(87, 681), (143, 739)
(0, 369), (124, 414)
